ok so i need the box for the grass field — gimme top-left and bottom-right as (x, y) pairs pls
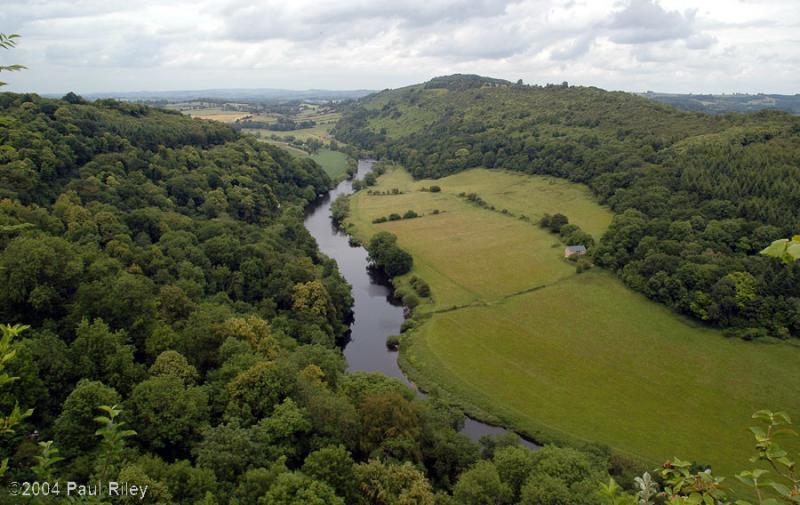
(247, 136), (351, 181)
(346, 165), (800, 478)
(184, 107), (251, 123)
(347, 167), (612, 310)
(310, 149), (350, 182)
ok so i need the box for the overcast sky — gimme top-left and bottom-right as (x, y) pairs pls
(1, 0), (798, 95)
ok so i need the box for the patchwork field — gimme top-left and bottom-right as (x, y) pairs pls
(346, 165), (800, 478)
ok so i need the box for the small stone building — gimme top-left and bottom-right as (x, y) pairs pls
(564, 245), (587, 258)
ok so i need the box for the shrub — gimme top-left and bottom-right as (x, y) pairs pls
(575, 258), (592, 273)
(366, 231), (413, 277)
(409, 276), (431, 297)
(331, 195), (350, 227)
(429, 185), (441, 193)
(385, 335), (400, 350)
(402, 210), (418, 219)
(388, 213), (402, 221)
(400, 319), (416, 332)
(401, 292), (420, 309)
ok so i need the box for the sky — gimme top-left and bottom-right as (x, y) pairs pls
(1, 0), (798, 95)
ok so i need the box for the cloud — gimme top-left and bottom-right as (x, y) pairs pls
(606, 0), (697, 44)
(216, 0), (522, 43)
(1, 0), (798, 94)
(550, 35), (594, 61)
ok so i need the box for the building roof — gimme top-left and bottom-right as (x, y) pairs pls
(565, 245), (587, 253)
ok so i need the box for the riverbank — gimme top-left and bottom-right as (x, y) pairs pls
(304, 159), (540, 446)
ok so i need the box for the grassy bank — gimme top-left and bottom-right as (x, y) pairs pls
(345, 165), (800, 478)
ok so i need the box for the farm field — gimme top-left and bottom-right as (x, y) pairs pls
(246, 136), (351, 181)
(346, 166), (612, 310)
(310, 148), (351, 181)
(345, 165), (800, 478)
(182, 107), (251, 122)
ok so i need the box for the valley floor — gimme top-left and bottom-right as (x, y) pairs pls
(345, 165), (800, 477)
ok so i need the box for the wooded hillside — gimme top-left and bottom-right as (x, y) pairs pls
(334, 75), (800, 339)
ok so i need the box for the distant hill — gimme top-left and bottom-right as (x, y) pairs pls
(639, 91), (800, 114)
(46, 87), (375, 103)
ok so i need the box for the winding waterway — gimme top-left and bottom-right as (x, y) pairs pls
(304, 159), (539, 448)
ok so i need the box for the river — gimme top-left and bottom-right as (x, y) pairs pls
(304, 159), (539, 449)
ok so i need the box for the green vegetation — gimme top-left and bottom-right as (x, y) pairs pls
(760, 235), (800, 263)
(310, 148), (351, 181)
(336, 74), (800, 340)
(1, 93), (497, 502)
(344, 165), (800, 480)
(366, 231), (413, 277)
(640, 91), (800, 114)
(0, 34), (25, 87)
(347, 166), (609, 310)
(3, 91), (653, 505)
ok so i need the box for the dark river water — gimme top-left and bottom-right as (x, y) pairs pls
(304, 159), (539, 448)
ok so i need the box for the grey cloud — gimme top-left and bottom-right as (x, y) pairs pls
(685, 33), (715, 50)
(550, 35), (594, 61)
(216, 0), (523, 43)
(606, 0), (696, 44)
(44, 34), (166, 68)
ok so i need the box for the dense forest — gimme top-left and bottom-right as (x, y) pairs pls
(0, 92), (654, 504)
(334, 74), (800, 340)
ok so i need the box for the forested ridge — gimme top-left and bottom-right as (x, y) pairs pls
(334, 74), (800, 339)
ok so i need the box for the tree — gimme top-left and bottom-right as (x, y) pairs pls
(232, 460), (290, 505)
(519, 474), (573, 505)
(354, 459), (436, 505)
(194, 421), (267, 483)
(262, 471), (344, 505)
(53, 379), (120, 459)
(252, 398), (312, 465)
(366, 232), (413, 277)
(453, 460), (512, 505)
(493, 445), (537, 500)
(302, 445), (357, 502)
(359, 392), (422, 461)
(0, 33), (25, 87)
(0, 235), (83, 322)
(69, 318), (144, 394)
(149, 350), (199, 386)
(126, 375), (210, 456)
(226, 360), (296, 422)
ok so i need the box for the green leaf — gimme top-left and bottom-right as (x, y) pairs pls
(768, 482), (792, 497)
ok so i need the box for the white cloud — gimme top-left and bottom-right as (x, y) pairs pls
(0, 0), (797, 94)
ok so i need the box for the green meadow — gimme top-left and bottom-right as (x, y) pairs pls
(246, 135), (351, 182)
(310, 148), (351, 181)
(346, 165), (800, 477)
(347, 167), (612, 310)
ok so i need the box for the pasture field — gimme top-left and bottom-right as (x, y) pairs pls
(346, 165), (800, 478)
(346, 166), (611, 310)
(188, 108), (251, 122)
(246, 136), (350, 181)
(310, 149), (351, 181)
